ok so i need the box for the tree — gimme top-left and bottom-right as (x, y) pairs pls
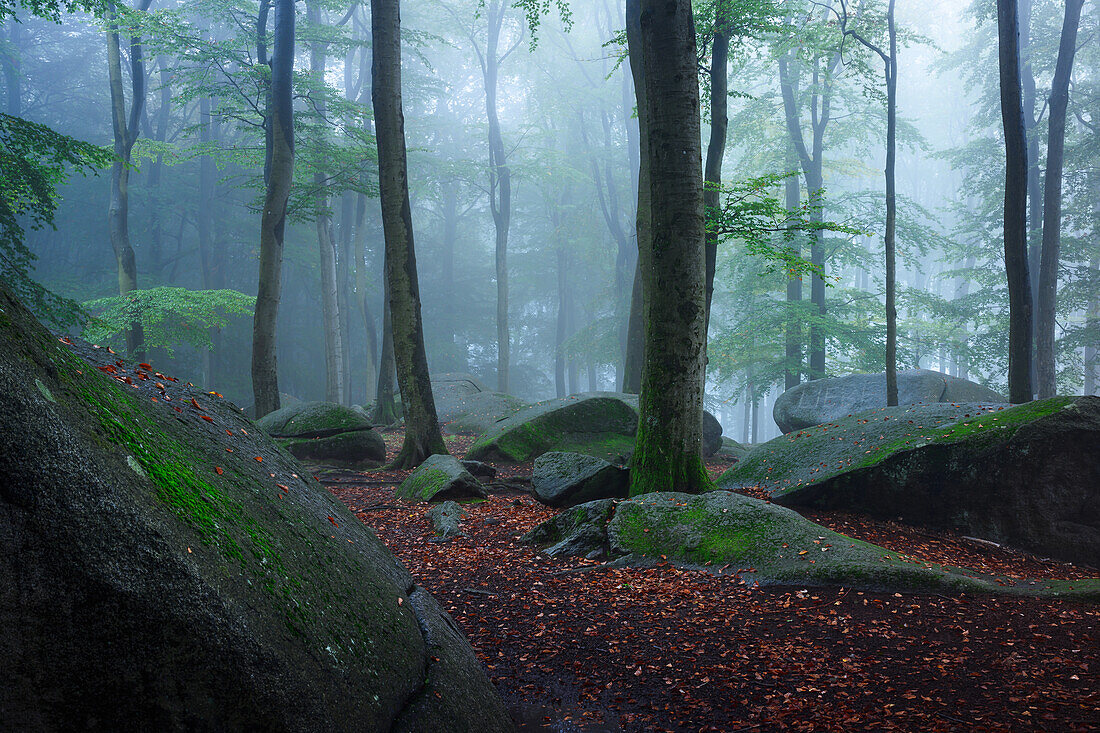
(702, 3), (731, 333)
(838, 0), (898, 406)
(371, 0), (448, 467)
(251, 0), (295, 418)
(997, 0), (1034, 403)
(629, 0), (712, 497)
(1036, 0), (1084, 398)
(105, 0), (153, 358)
(621, 0), (648, 394)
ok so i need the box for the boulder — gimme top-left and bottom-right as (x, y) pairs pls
(465, 391), (724, 462)
(397, 455), (488, 502)
(257, 401), (386, 468)
(426, 501), (465, 540)
(716, 437), (750, 462)
(719, 398), (1100, 567)
(461, 460), (498, 480)
(0, 284), (513, 732)
(532, 452), (630, 508)
(441, 391), (528, 435)
(522, 492), (1099, 599)
(773, 369), (1006, 433)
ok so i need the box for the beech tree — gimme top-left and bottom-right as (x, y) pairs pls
(371, 0), (448, 467)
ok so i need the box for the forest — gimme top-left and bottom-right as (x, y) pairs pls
(1, 0), (1099, 730)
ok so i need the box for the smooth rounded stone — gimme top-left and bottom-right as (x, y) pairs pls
(720, 397), (1100, 567)
(432, 372), (489, 401)
(773, 369), (1006, 434)
(440, 391), (528, 435)
(425, 501), (465, 540)
(716, 436), (750, 461)
(397, 455), (488, 502)
(279, 429), (386, 469)
(702, 410), (723, 457)
(257, 400), (373, 438)
(522, 491), (1099, 599)
(0, 283), (513, 732)
(461, 460), (497, 480)
(532, 452), (629, 508)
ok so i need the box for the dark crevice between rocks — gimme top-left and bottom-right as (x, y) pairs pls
(269, 426), (379, 441)
(387, 581), (432, 733)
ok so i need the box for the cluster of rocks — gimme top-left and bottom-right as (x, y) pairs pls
(257, 401), (386, 468)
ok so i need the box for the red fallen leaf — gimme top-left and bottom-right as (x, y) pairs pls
(276, 484), (289, 491)
(150, 397), (158, 403)
(225, 430), (233, 436)
(226, 448), (233, 453)
(106, 347), (116, 354)
(208, 391), (223, 398)
(173, 406), (182, 413)
(136, 372), (149, 380)
(254, 456), (263, 462)
(215, 467), (224, 475)
(189, 398), (201, 410)
(155, 382), (165, 390)
(329, 516), (339, 527)
(240, 429), (248, 435)
(58, 336), (73, 345)
(138, 362), (152, 370)
(201, 415), (213, 422)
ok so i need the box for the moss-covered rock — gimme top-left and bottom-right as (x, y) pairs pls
(278, 429), (387, 469)
(441, 391), (528, 435)
(718, 398), (1100, 567)
(425, 501), (465, 540)
(0, 284), (512, 732)
(522, 492), (1100, 600)
(532, 451), (629, 508)
(773, 368), (1005, 433)
(396, 454), (488, 502)
(258, 401), (386, 468)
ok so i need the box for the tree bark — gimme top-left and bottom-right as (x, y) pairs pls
(353, 191), (379, 398)
(251, 0), (294, 418)
(703, 9), (730, 335)
(373, 272), (399, 424)
(784, 141), (802, 391)
(997, 0), (1034, 403)
(629, 0), (711, 497)
(371, 0), (448, 467)
(1035, 0), (1084, 398)
(1019, 0), (1042, 382)
(106, 0), (153, 359)
(621, 0), (648, 394)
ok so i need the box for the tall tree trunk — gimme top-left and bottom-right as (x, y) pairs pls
(373, 272), (399, 424)
(702, 9), (730, 334)
(997, 0), (1034, 404)
(353, 191), (379, 399)
(146, 62), (171, 282)
(441, 178), (458, 350)
(371, 0), (447, 466)
(621, 0), (648, 394)
(629, 0), (711, 497)
(1019, 0), (1042, 385)
(338, 192), (354, 403)
(1036, 0), (1084, 398)
(197, 95), (218, 385)
(251, 0), (294, 418)
(555, 242), (567, 398)
(106, 0), (153, 359)
(784, 142), (802, 391)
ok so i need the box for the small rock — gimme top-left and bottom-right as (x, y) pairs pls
(532, 452), (630, 508)
(396, 455), (487, 503)
(425, 501), (465, 540)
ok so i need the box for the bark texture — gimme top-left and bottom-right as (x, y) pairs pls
(621, 0), (648, 394)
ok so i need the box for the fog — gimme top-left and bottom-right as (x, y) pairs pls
(3, 0), (1097, 441)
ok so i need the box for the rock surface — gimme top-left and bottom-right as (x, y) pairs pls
(773, 369), (1006, 433)
(426, 501), (465, 540)
(522, 492), (1099, 599)
(257, 401), (386, 468)
(0, 284), (512, 732)
(466, 392), (724, 462)
(430, 372), (529, 435)
(720, 398), (1100, 567)
(396, 455), (488, 502)
(532, 452), (630, 508)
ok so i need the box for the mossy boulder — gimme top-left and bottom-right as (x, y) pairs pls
(0, 284), (512, 731)
(532, 452), (630, 508)
(719, 398), (1100, 567)
(396, 455), (488, 502)
(257, 401), (386, 468)
(426, 501), (466, 540)
(441, 391), (529, 435)
(773, 368), (1005, 433)
(717, 436), (750, 462)
(522, 492), (1099, 599)
(466, 393), (639, 463)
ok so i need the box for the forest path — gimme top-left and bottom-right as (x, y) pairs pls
(322, 428), (1098, 732)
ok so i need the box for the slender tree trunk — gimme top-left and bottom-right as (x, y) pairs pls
(621, 0), (648, 394)
(702, 11), (730, 334)
(997, 0), (1034, 403)
(1020, 0), (1042, 383)
(629, 0), (711, 497)
(338, 192), (354, 403)
(784, 144), (802, 391)
(106, 0), (153, 360)
(884, 1), (899, 406)
(1085, 254), (1099, 396)
(555, 242), (567, 398)
(441, 178), (458, 349)
(373, 273), (399, 424)
(197, 95), (218, 385)
(371, 0), (447, 466)
(251, 0), (294, 418)
(353, 191), (379, 398)
(1036, 0), (1084, 398)
(146, 62), (171, 281)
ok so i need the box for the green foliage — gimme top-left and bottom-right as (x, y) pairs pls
(0, 113), (113, 327)
(83, 286), (255, 354)
(0, 0), (103, 21)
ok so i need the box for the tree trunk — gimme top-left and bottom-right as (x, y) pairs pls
(251, 0), (295, 418)
(884, 1), (899, 406)
(106, 0), (153, 360)
(629, 0), (711, 497)
(997, 0), (1034, 404)
(1036, 0), (1084, 398)
(1020, 0), (1042, 384)
(197, 95), (218, 386)
(784, 143), (802, 391)
(353, 191), (379, 399)
(373, 273), (399, 425)
(371, 0), (447, 467)
(702, 11), (730, 335)
(621, 0), (648, 394)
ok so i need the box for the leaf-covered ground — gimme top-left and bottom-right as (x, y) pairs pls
(326, 429), (1099, 732)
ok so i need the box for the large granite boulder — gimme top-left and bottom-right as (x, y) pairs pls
(396, 455), (488, 502)
(431, 373), (528, 435)
(720, 398), (1100, 567)
(258, 401), (386, 468)
(0, 284), (512, 732)
(774, 369), (1006, 433)
(532, 452), (630, 508)
(466, 392), (723, 462)
(519, 488), (1095, 598)
(522, 492), (1098, 599)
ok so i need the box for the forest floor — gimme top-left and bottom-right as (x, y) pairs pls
(321, 429), (1099, 733)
